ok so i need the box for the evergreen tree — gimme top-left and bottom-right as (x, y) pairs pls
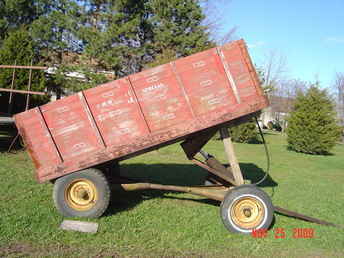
(30, 0), (87, 97)
(0, 28), (45, 92)
(145, 48), (177, 68)
(0, 0), (49, 41)
(149, 0), (214, 58)
(0, 28), (46, 112)
(229, 119), (259, 143)
(30, 0), (82, 65)
(78, 0), (213, 76)
(78, 0), (153, 76)
(286, 85), (341, 154)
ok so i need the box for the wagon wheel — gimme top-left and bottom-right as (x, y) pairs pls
(220, 185), (273, 234)
(53, 168), (110, 218)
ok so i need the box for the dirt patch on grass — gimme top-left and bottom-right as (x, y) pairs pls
(0, 242), (245, 257)
(0, 242), (122, 257)
(0, 243), (38, 257)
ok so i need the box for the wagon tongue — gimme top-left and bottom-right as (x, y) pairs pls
(274, 206), (343, 229)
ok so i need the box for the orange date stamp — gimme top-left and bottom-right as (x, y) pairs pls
(251, 228), (315, 239)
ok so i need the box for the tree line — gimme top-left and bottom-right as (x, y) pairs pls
(0, 0), (213, 107)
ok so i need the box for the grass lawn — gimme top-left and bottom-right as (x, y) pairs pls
(0, 133), (343, 257)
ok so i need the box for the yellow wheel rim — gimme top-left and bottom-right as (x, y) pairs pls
(230, 196), (265, 229)
(65, 179), (98, 211)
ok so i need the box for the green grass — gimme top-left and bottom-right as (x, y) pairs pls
(0, 133), (343, 257)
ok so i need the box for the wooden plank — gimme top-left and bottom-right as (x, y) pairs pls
(60, 220), (98, 233)
(220, 128), (244, 185)
(0, 65), (47, 70)
(25, 61), (33, 110)
(0, 116), (14, 124)
(191, 158), (237, 186)
(0, 88), (45, 95)
(8, 60), (16, 114)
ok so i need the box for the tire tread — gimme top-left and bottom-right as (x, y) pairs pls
(53, 168), (110, 218)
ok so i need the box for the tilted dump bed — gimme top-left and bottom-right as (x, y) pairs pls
(14, 39), (268, 183)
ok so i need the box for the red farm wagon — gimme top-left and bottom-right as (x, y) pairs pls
(14, 39), (273, 234)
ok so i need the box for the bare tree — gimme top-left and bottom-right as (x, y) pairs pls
(262, 50), (288, 91)
(270, 79), (309, 133)
(200, 0), (238, 44)
(334, 72), (344, 127)
(276, 79), (308, 98)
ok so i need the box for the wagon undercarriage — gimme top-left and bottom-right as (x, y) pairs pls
(53, 121), (275, 234)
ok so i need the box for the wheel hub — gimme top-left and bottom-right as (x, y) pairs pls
(243, 208), (252, 217)
(65, 179), (98, 211)
(230, 196), (265, 229)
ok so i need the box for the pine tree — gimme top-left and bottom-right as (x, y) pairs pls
(229, 119), (259, 143)
(30, 0), (82, 65)
(0, 0), (44, 41)
(148, 0), (214, 58)
(286, 85), (341, 154)
(0, 28), (45, 92)
(78, 0), (213, 76)
(78, 0), (153, 76)
(0, 28), (46, 112)
(30, 0), (87, 97)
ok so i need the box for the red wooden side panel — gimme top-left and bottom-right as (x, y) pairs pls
(129, 63), (194, 131)
(14, 108), (62, 179)
(219, 41), (262, 103)
(39, 94), (105, 161)
(174, 48), (237, 117)
(83, 78), (150, 146)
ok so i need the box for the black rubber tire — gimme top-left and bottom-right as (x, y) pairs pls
(220, 185), (273, 234)
(53, 168), (110, 218)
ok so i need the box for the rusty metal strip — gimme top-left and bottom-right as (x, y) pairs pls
(126, 76), (152, 133)
(216, 47), (241, 104)
(170, 61), (196, 118)
(78, 92), (107, 148)
(0, 88), (45, 95)
(0, 65), (47, 70)
(274, 206), (344, 229)
(37, 107), (64, 163)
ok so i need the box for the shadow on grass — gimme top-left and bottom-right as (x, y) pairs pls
(0, 134), (22, 152)
(0, 136), (14, 152)
(0, 124), (21, 152)
(241, 163), (278, 187)
(105, 162), (278, 216)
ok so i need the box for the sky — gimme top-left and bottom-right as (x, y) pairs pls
(210, 0), (344, 88)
